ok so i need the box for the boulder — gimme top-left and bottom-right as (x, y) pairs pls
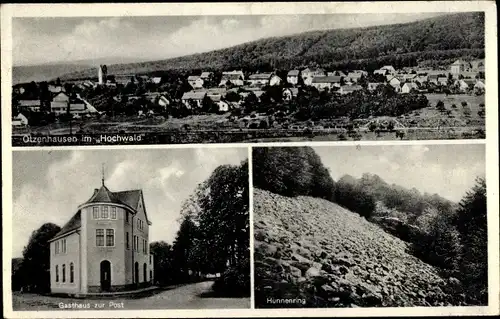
(305, 267), (321, 278)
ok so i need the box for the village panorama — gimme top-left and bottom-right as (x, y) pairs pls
(11, 13), (486, 145)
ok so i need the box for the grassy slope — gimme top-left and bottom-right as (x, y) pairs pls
(58, 12), (484, 80)
(253, 188), (465, 308)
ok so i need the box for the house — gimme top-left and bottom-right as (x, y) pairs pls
(48, 85), (63, 94)
(181, 91), (207, 109)
(287, 70), (300, 85)
(247, 73), (281, 86)
(311, 76), (342, 90)
(414, 75), (428, 84)
(367, 82), (383, 91)
(437, 77), (449, 86)
(402, 74), (417, 82)
(19, 100), (41, 112)
(114, 75), (135, 85)
(187, 76), (204, 89)
(209, 95), (230, 112)
(339, 85), (363, 95)
(346, 72), (363, 83)
(327, 71), (347, 77)
(48, 179), (153, 294)
(451, 59), (472, 76)
(380, 65), (396, 74)
(471, 59), (485, 72)
(428, 74), (439, 85)
(50, 92), (91, 115)
(401, 82), (419, 94)
(454, 79), (470, 92)
(474, 80), (485, 93)
(301, 68), (326, 85)
(158, 95), (171, 108)
(388, 76), (401, 92)
(200, 72), (213, 81)
(151, 77), (162, 84)
(219, 73), (244, 87)
(373, 69), (388, 76)
(282, 88), (299, 101)
(248, 73), (273, 86)
(12, 113), (29, 126)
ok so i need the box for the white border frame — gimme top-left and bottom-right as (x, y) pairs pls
(1, 1), (498, 318)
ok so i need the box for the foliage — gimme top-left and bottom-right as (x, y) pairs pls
(212, 256), (250, 297)
(455, 177), (487, 304)
(16, 223), (61, 293)
(252, 147), (336, 201)
(149, 241), (177, 286)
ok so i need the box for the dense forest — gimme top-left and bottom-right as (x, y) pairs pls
(252, 146), (488, 305)
(58, 12), (484, 80)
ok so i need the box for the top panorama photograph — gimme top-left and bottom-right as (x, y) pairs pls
(11, 12), (486, 146)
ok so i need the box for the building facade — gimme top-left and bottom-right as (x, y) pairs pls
(49, 180), (153, 295)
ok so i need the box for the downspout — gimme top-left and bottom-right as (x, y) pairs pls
(131, 211), (135, 287)
(77, 230), (81, 295)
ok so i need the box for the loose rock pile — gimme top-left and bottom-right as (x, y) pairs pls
(254, 189), (466, 308)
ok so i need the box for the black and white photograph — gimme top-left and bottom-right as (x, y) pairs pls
(253, 145), (488, 308)
(10, 148), (250, 310)
(10, 11), (486, 146)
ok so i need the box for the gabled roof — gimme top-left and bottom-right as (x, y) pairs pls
(312, 76), (341, 83)
(19, 100), (41, 107)
(51, 210), (81, 241)
(200, 72), (213, 78)
(249, 73), (273, 80)
(287, 70), (300, 76)
(347, 72), (362, 79)
(221, 74), (243, 81)
(188, 75), (202, 81)
(182, 91), (207, 100)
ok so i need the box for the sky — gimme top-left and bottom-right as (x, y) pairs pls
(11, 148), (248, 258)
(314, 144), (485, 202)
(12, 13), (449, 66)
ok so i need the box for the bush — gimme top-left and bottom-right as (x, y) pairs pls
(212, 264), (250, 297)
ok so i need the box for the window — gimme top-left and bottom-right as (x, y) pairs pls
(55, 241), (59, 254)
(62, 239), (66, 253)
(62, 264), (66, 283)
(125, 212), (129, 223)
(55, 265), (59, 282)
(106, 229), (115, 246)
(149, 255), (152, 264)
(101, 206), (109, 219)
(70, 263), (74, 283)
(134, 236), (138, 251)
(96, 229), (104, 246)
(93, 207), (99, 219)
(126, 232), (130, 249)
(111, 207), (117, 219)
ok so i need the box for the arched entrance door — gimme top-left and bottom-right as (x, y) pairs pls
(143, 263), (147, 282)
(100, 260), (111, 291)
(134, 262), (139, 284)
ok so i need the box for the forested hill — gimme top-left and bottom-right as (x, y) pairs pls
(336, 173), (457, 222)
(59, 12), (484, 80)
